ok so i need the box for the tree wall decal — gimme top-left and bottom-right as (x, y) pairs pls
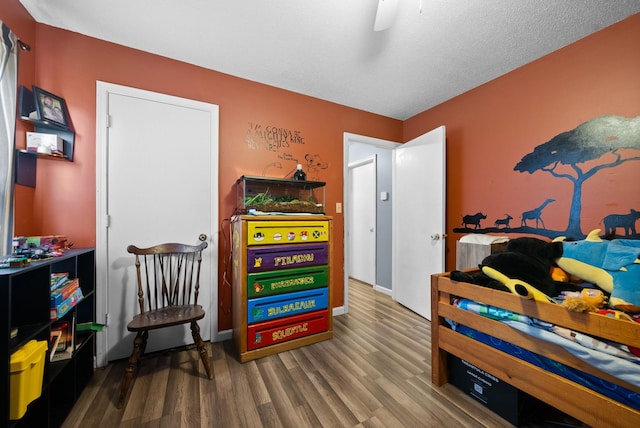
(514, 115), (640, 238)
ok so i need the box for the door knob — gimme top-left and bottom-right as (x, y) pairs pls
(431, 233), (447, 241)
(199, 234), (207, 241)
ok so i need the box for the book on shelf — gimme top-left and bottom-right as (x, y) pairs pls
(51, 347), (73, 362)
(50, 272), (69, 291)
(50, 286), (84, 320)
(51, 321), (70, 352)
(49, 330), (62, 361)
(50, 277), (80, 307)
(76, 322), (105, 332)
(50, 315), (75, 362)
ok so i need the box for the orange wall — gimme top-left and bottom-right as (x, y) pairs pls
(405, 13), (640, 269)
(2, 0), (402, 331)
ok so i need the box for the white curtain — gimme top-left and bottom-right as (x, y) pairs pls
(0, 21), (18, 256)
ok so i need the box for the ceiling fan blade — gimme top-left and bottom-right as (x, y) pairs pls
(374, 0), (399, 32)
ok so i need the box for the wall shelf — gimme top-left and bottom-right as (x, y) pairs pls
(15, 86), (75, 187)
(16, 149), (69, 162)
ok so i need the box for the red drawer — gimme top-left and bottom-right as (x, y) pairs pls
(247, 310), (329, 350)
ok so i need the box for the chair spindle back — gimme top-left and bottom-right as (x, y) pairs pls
(127, 241), (208, 314)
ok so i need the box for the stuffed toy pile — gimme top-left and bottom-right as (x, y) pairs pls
(554, 229), (640, 314)
(450, 229), (640, 316)
(450, 236), (583, 298)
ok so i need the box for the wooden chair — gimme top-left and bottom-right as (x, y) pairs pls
(117, 240), (213, 409)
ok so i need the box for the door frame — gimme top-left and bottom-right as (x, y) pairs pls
(348, 155), (377, 286)
(95, 81), (219, 366)
(342, 133), (399, 315)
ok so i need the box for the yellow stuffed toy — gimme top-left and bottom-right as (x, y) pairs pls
(481, 266), (556, 303)
(554, 229), (640, 313)
(483, 266), (608, 313)
(560, 289), (607, 313)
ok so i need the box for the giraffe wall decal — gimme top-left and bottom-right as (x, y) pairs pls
(521, 199), (555, 229)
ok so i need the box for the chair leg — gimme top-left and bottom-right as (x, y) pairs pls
(117, 330), (147, 409)
(191, 321), (212, 379)
(139, 330), (149, 357)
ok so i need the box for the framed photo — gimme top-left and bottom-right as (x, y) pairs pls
(32, 85), (70, 129)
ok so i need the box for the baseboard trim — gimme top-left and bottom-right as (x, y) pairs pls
(374, 285), (392, 296)
(214, 329), (232, 342)
(332, 305), (345, 316)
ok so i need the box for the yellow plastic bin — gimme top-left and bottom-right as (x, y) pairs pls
(10, 340), (48, 420)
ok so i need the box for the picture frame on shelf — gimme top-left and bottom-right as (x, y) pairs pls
(32, 85), (70, 129)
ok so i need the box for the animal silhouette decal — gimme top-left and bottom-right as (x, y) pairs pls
(520, 199), (554, 228)
(454, 115), (640, 239)
(603, 209), (640, 237)
(494, 214), (513, 229)
(461, 212), (486, 229)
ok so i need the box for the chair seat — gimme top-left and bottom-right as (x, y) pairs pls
(127, 305), (205, 331)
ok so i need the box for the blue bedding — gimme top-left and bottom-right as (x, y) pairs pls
(448, 300), (640, 411)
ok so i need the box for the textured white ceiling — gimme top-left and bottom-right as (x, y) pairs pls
(18, 0), (640, 120)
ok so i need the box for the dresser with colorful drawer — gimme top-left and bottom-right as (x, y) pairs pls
(232, 215), (333, 362)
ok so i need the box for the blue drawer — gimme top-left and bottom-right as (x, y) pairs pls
(248, 288), (329, 323)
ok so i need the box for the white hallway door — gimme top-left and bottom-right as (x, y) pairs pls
(392, 126), (446, 320)
(96, 82), (219, 365)
(348, 156), (377, 286)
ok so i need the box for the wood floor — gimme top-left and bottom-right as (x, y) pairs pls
(61, 280), (557, 428)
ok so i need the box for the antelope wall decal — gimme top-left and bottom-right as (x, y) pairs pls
(494, 214), (513, 229)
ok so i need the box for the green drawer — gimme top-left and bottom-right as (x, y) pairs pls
(247, 265), (329, 298)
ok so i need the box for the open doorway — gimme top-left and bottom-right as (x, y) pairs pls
(343, 127), (446, 320)
(342, 134), (398, 314)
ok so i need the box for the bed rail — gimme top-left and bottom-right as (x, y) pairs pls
(431, 271), (640, 427)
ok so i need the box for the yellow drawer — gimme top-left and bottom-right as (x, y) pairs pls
(247, 220), (329, 245)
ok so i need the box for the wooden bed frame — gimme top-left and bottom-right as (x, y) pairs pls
(431, 271), (640, 426)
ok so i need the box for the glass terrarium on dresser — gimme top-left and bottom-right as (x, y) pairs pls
(236, 175), (326, 214)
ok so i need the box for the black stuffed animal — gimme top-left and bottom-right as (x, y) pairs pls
(450, 237), (582, 297)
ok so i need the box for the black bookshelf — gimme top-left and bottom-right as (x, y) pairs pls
(1, 249), (95, 427)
